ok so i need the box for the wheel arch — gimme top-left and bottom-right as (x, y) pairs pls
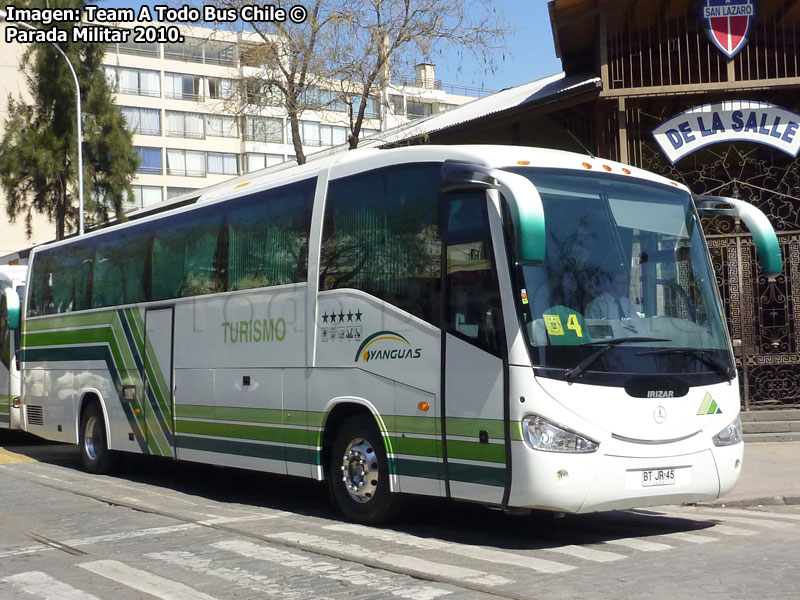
(76, 388), (112, 446)
(319, 397), (396, 491)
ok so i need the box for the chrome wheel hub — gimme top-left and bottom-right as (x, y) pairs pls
(84, 416), (100, 460)
(340, 437), (378, 503)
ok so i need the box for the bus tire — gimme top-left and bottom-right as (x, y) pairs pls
(329, 414), (399, 524)
(79, 403), (116, 474)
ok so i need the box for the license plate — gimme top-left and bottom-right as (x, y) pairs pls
(642, 468), (675, 487)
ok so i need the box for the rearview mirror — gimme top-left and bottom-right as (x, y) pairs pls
(694, 195), (783, 279)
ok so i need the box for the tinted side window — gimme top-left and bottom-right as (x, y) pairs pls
(320, 163), (442, 324)
(27, 179), (316, 315)
(92, 228), (151, 308)
(151, 207), (224, 300)
(29, 243), (94, 315)
(227, 178), (315, 290)
(445, 194), (504, 356)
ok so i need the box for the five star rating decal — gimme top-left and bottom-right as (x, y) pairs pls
(320, 308), (363, 342)
(320, 309), (362, 324)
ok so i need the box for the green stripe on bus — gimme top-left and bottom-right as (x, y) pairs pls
(20, 316), (173, 457)
(446, 439), (505, 463)
(177, 435), (318, 465)
(447, 462), (505, 487)
(176, 404), (283, 424)
(445, 417), (505, 439)
(385, 415), (439, 435)
(21, 345), (149, 453)
(175, 405), (325, 431)
(392, 458), (442, 480)
(510, 421), (524, 441)
(23, 311), (116, 332)
(176, 419), (315, 448)
(176, 420), (286, 444)
(390, 436), (440, 459)
(125, 308), (146, 355)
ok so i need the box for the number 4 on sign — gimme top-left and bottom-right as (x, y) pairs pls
(567, 314), (583, 338)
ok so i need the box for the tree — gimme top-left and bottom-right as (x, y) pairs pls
(215, 0), (509, 163)
(328, 0), (509, 150)
(0, 0), (138, 240)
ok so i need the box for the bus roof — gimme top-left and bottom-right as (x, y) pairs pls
(28, 145), (690, 255)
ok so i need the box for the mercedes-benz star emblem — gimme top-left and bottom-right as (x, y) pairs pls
(654, 406), (667, 424)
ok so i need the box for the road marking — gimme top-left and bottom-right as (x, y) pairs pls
(661, 532), (718, 544)
(79, 559), (218, 600)
(213, 539), (452, 599)
(692, 507), (800, 522)
(267, 531), (514, 585)
(654, 508), (792, 529)
(146, 550), (332, 600)
(544, 544), (626, 562)
(707, 524), (757, 536)
(325, 523), (574, 573)
(2, 571), (100, 600)
(604, 538), (673, 552)
(0, 448), (35, 464)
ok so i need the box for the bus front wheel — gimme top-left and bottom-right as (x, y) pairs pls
(329, 414), (399, 524)
(79, 403), (116, 474)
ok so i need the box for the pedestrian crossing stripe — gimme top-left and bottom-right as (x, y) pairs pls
(697, 392), (722, 415)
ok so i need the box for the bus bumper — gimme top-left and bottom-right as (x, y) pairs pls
(509, 441), (743, 513)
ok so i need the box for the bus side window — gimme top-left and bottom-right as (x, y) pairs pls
(320, 163), (443, 325)
(444, 194), (503, 356)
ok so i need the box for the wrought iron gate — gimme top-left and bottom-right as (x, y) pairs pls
(707, 233), (800, 410)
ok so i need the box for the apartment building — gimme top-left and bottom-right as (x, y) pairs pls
(0, 20), (483, 253)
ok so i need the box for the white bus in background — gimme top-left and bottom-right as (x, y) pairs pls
(13, 145), (782, 523)
(0, 265), (26, 431)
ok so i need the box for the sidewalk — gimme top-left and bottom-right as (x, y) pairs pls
(705, 441), (800, 507)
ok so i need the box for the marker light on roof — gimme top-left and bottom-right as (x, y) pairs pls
(603, 165), (612, 171)
(582, 162), (592, 169)
(622, 168), (631, 174)
(517, 161), (531, 166)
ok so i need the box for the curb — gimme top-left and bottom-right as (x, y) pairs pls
(694, 495), (800, 508)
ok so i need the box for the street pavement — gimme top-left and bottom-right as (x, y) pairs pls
(707, 440), (800, 507)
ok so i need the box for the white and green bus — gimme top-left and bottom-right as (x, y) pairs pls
(1, 265), (26, 431)
(15, 145), (781, 523)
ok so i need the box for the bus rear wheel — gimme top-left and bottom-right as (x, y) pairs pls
(79, 403), (116, 474)
(329, 414), (399, 524)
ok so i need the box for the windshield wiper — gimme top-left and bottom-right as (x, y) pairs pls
(636, 348), (734, 378)
(564, 337), (671, 382)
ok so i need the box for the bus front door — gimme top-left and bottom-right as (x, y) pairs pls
(142, 307), (176, 457)
(442, 193), (508, 505)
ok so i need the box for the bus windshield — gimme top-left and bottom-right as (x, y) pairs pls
(506, 168), (733, 386)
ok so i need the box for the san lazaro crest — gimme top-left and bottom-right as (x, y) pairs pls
(700, 0), (756, 59)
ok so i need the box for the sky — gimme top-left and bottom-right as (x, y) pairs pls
(432, 0), (563, 92)
(99, 0), (563, 93)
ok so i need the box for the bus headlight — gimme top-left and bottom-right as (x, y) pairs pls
(712, 417), (743, 446)
(522, 415), (598, 453)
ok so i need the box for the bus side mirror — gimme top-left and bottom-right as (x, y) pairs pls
(694, 195), (783, 279)
(441, 161), (546, 266)
(4, 287), (20, 330)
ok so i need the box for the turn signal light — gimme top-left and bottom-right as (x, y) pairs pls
(418, 402), (430, 412)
